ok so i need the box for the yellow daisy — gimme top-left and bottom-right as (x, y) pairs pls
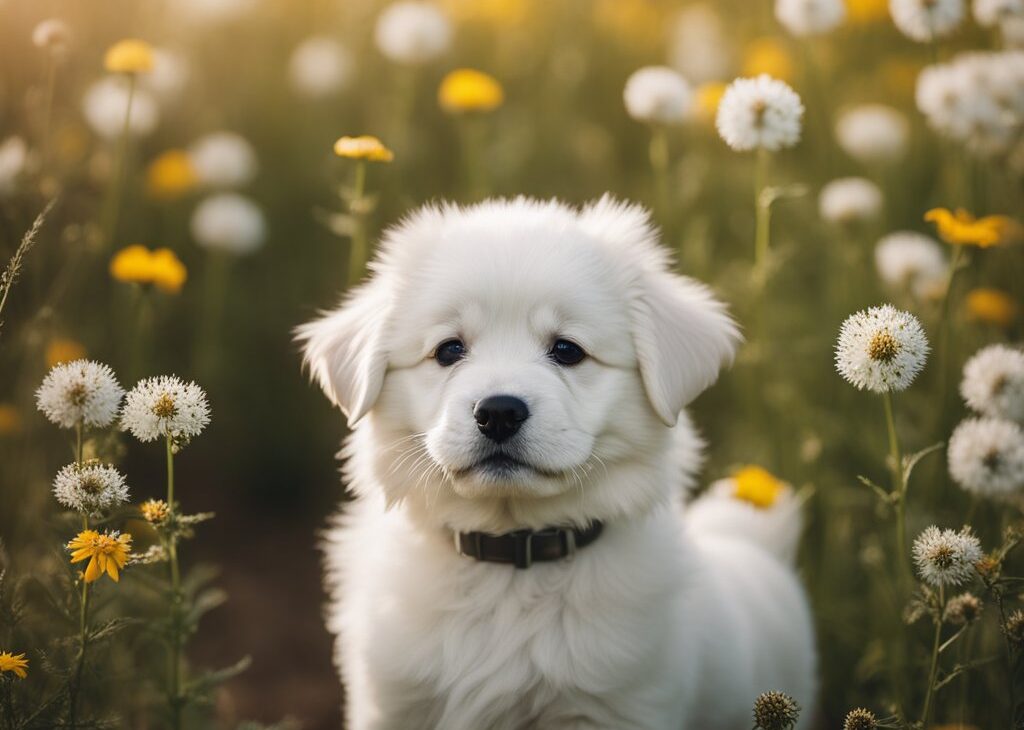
(67, 529), (132, 583)
(732, 465), (785, 509)
(438, 69), (504, 114)
(925, 208), (1023, 248)
(103, 39), (154, 74)
(109, 245), (187, 294)
(146, 150), (198, 200)
(0, 652), (28, 679)
(333, 136), (395, 162)
(140, 499), (170, 524)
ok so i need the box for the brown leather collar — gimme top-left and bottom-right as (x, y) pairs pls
(453, 522), (604, 569)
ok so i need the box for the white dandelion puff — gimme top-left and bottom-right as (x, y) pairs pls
(288, 37), (353, 98)
(32, 18), (71, 57)
(623, 66), (693, 125)
(0, 137), (29, 197)
(974, 0), (1024, 27)
(143, 48), (190, 100)
(121, 375), (211, 446)
(190, 193), (266, 255)
(890, 0), (965, 41)
(835, 104), (910, 163)
(874, 231), (947, 297)
(82, 77), (159, 139)
(36, 360), (124, 429)
(912, 525), (983, 587)
(775, 0), (846, 36)
(716, 75), (804, 152)
(53, 461), (130, 515)
(374, 2), (452, 66)
(961, 345), (1024, 422)
(835, 305), (930, 393)
(948, 417), (1024, 496)
(188, 131), (257, 188)
(818, 177), (883, 224)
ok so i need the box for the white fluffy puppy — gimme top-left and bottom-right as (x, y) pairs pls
(298, 197), (816, 730)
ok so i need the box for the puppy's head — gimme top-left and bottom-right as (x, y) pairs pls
(298, 197), (739, 529)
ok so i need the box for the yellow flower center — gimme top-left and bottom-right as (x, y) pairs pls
(152, 393), (177, 419)
(868, 330), (900, 363)
(104, 39), (154, 74)
(66, 382), (88, 407)
(732, 466), (784, 509)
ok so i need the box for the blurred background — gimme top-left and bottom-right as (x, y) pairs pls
(1, 0), (1023, 728)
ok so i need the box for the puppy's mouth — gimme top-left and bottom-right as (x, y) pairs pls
(453, 452), (561, 480)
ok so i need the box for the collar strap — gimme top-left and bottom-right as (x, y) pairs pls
(453, 522), (604, 569)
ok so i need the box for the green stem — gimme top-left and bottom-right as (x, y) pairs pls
(348, 162), (368, 284)
(74, 420), (83, 464)
(936, 245), (965, 416)
(753, 148), (771, 278)
(68, 514), (89, 730)
(883, 391), (911, 585)
(921, 586), (945, 726)
(165, 436), (182, 730)
(101, 74), (136, 249)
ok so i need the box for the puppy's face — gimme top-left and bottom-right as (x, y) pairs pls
(299, 198), (739, 525)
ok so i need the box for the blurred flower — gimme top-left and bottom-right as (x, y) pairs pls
(835, 104), (909, 163)
(716, 74), (804, 152)
(943, 591), (983, 624)
(669, 5), (731, 84)
(0, 137), (29, 196)
(45, 338), (87, 368)
(912, 525), (982, 587)
(0, 652), (28, 679)
(848, 0), (890, 22)
(965, 287), (1017, 327)
(732, 465), (784, 508)
(146, 150), (198, 200)
(288, 37), (353, 98)
(693, 82), (728, 122)
(103, 39), (154, 74)
(974, 0), (1024, 26)
(623, 66), (692, 125)
(925, 207), (1021, 247)
(438, 69), (504, 113)
(742, 38), (795, 82)
(752, 690), (800, 730)
(36, 360), (124, 429)
(142, 48), (190, 99)
(141, 498), (170, 524)
(109, 245), (187, 293)
(121, 375), (210, 445)
(176, 0), (257, 24)
(0, 404), (21, 436)
(188, 131), (257, 188)
(890, 0), (965, 41)
(775, 0), (846, 35)
(32, 18), (70, 57)
(375, 2), (452, 65)
(82, 77), (159, 139)
(874, 231), (946, 297)
(948, 417), (1024, 496)
(68, 529), (132, 583)
(835, 304), (929, 393)
(333, 136), (395, 162)
(53, 461), (130, 515)
(842, 709), (878, 730)
(961, 344), (1024, 421)
(818, 177), (883, 224)
(190, 193), (266, 254)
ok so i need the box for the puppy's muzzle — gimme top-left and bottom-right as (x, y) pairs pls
(473, 395), (529, 443)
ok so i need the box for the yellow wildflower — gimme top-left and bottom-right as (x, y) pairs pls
(847, 0), (889, 23)
(965, 288), (1017, 328)
(67, 529), (132, 583)
(45, 337), (87, 368)
(0, 404), (20, 436)
(140, 499), (169, 524)
(146, 150), (198, 200)
(732, 466), (785, 508)
(925, 207), (1023, 248)
(743, 38), (794, 82)
(438, 69), (504, 114)
(333, 136), (395, 162)
(0, 652), (28, 679)
(103, 39), (154, 74)
(694, 82), (727, 122)
(109, 245), (187, 294)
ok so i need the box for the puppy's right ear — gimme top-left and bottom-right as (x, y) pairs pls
(295, 278), (390, 426)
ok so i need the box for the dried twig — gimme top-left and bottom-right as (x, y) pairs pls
(0, 198), (58, 337)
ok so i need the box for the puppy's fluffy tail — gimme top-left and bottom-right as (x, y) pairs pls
(683, 479), (806, 565)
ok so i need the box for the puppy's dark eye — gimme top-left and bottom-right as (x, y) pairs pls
(435, 339), (466, 366)
(549, 339), (586, 366)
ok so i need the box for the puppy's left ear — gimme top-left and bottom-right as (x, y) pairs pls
(630, 271), (740, 426)
(295, 278), (390, 426)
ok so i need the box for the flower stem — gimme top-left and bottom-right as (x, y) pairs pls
(753, 148), (771, 278)
(101, 74), (136, 249)
(68, 514), (89, 730)
(936, 245), (965, 420)
(882, 391), (911, 585)
(920, 586), (945, 726)
(348, 161), (368, 284)
(165, 435), (183, 730)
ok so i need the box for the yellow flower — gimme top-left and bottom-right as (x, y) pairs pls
(146, 150), (198, 200)
(45, 337), (87, 368)
(694, 82), (728, 122)
(847, 0), (889, 23)
(732, 466), (785, 509)
(965, 288), (1017, 328)
(438, 69), (504, 114)
(109, 245), (187, 294)
(67, 529), (132, 583)
(333, 136), (395, 162)
(103, 39), (154, 74)
(140, 499), (169, 524)
(743, 38), (794, 82)
(0, 652), (28, 679)
(0, 404), (21, 436)
(925, 207), (1023, 248)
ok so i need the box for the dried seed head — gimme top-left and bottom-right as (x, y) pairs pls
(944, 592), (983, 625)
(752, 691), (801, 730)
(843, 708), (878, 730)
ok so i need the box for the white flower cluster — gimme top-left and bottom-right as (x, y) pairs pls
(288, 36), (353, 98)
(912, 525), (982, 588)
(818, 177), (883, 224)
(121, 375), (211, 448)
(835, 104), (909, 163)
(82, 77), (160, 139)
(374, 2), (452, 65)
(53, 461), (130, 515)
(716, 75), (804, 152)
(835, 305), (930, 393)
(623, 67), (692, 125)
(36, 360), (124, 429)
(775, 0), (846, 36)
(961, 345), (1024, 422)
(890, 0), (965, 41)
(916, 51), (1024, 156)
(973, 0), (1024, 27)
(874, 231), (947, 300)
(187, 132), (265, 255)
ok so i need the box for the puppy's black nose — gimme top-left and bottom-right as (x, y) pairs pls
(473, 395), (529, 443)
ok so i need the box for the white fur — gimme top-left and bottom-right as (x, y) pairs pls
(298, 197), (816, 729)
